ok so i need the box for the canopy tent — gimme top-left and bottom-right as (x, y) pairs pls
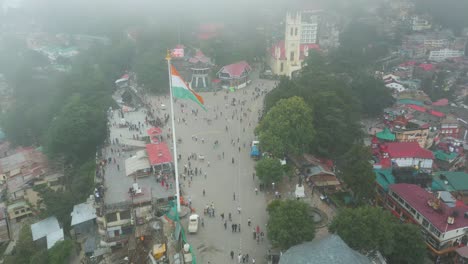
(250, 145), (260, 157)
(125, 150), (151, 177)
(376, 127), (395, 141)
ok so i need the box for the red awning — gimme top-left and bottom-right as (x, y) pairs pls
(147, 127), (162, 136)
(146, 143), (172, 165)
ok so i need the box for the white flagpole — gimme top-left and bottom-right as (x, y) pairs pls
(166, 51), (181, 213)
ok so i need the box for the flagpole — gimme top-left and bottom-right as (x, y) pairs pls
(166, 51), (181, 213)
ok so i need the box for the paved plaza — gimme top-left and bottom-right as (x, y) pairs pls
(148, 75), (277, 263)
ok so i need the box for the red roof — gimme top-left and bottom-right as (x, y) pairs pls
(432, 98), (449, 106)
(218, 61), (252, 78)
(270, 40), (320, 61)
(399, 60), (417, 67)
(146, 143), (172, 165)
(407, 104), (426, 112)
(429, 110), (445, 118)
(385, 142), (434, 159)
(147, 127), (162, 136)
(188, 50), (211, 64)
(390, 184), (468, 232)
(418, 63), (435, 71)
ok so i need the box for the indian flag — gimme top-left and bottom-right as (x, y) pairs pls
(171, 65), (205, 109)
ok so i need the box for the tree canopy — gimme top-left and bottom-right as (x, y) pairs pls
(255, 157), (284, 185)
(267, 199), (315, 250)
(329, 206), (426, 263)
(256, 96), (314, 157)
(46, 95), (107, 163)
(338, 144), (376, 203)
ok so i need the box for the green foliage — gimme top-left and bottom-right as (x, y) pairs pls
(414, 0), (468, 35)
(135, 50), (168, 94)
(330, 206), (426, 264)
(267, 199), (315, 250)
(256, 96), (314, 157)
(339, 145), (375, 203)
(350, 75), (395, 117)
(48, 239), (74, 264)
(329, 206), (396, 255)
(29, 250), (50, 264)
(4, 225), (45, 264)
(386, 223), (427, 264)
(46, 95), (107, 163)
(36, 187), (75, 231)
(255, 157), (283, 185)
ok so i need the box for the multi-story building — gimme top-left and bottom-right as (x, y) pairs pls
(393, 125), (430, 148)
(7, 200), (32, 222)
(299, 10), (321, 44)
(412, 16), (431, 31)
(382, 184), (468, 255)
(0, 204), (10, 243)
(429, 49), (465, 62)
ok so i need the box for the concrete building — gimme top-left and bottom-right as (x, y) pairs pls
(393, 125), (429, 148)
(373, 142), (434, 171)
(7, 200), (32, 222)
(0, 204), (10, 243)
(429, 49), (465, 62)
(31, 216), (64, 249)
(385, 184), (468, 255)
(411, 16), (431, 31)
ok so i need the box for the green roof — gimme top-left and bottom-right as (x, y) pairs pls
(433, 150), (458, 162)
(433, 171), (468, 191)
(374, 169), (395, 191)
(397, 99), (424, 106)
(376, 128), (395, 141)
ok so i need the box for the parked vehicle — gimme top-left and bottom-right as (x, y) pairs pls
(188, 214), (199, 233)
(250, 141), (261, 160)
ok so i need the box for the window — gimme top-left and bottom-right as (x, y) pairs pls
(280, 63), (284, 72)
(20, 209), (25, 213)
(120, 210), (131, 220)
(290, 52), (294, 61)
(290, 28), (293, 36)
(295, 27), (298, 36)
(106, 212), (118, 222)
(422, 218), (429, 228)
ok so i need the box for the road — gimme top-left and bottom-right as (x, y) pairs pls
(149, 74), (277, 264)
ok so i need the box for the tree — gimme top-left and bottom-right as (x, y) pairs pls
(350, 75), (394, 117)
(267, 199), (315, 249)
(3, 225), (41, 264)
(329, 206), (396, 256)
(46, 95), (107, 163)
(339, 145), (375, 203)
(134, 49), (168, 94)
(255, 157), (283, 185)
(386, 223), (426, 264)
(330, 206), (426, 264)
(256, 96), (314, 157)
(48, 239), (74, 264)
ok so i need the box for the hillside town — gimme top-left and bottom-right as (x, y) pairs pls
(1, 0), (468, 264)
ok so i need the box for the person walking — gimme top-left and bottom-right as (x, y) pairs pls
(247, 218), (251, 226)
(238, 223), (241, 232)
(221, 213), (225, 220)
(238, 253), (242, 264)
(237, 206), (241, 214)
(203, 189), (205, 196)
(229, 213), (232, 221)
(224, 220), (227, 230)
(245, 254), (249, 263)
(255, 187), (258, 195)
(253, 229), (256, 240)
(233, 192), (236, 201)
(230, 251), (234, 260)
(252, 257), (256, 264)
